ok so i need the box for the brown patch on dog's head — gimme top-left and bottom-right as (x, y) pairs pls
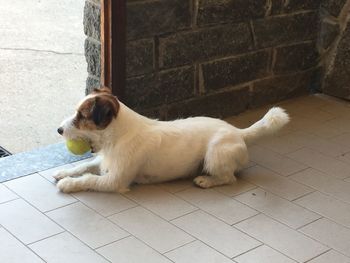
(74, 92), (119, 130)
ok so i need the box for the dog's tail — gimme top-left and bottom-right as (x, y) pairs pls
(239, 107), (289, 145)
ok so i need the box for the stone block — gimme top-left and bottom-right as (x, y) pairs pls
(201, 51), (270, 91)
(85, 38), (101, 78)
(167, 87), (249, 119)
(284, 0), (321, 12)
(84, 1), (100, 40)
(250, 72), (313, 108)
(253, 12), (319, 48)
(319, 19), (340, 50)
(125, 66), (195, 109)
(321, 0), (348, 17)
(197, 0), (266, 26)
(159, 23), (253, 68)
(274, 42), (319, 74)
(127, 39), (154, 77)
(127, 0), (191, 40)
(86, 76), (100, 95)
(324, 21), (350, 99)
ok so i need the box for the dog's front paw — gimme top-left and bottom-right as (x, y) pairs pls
(57, 177), (78, 193)
(53, 170), (72, 181)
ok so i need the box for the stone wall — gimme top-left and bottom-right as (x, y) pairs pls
(84, 0), (323, 119)
(319, 0), (350, 99)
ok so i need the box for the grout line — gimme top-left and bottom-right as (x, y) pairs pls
(231, 212), (261, 226)
(286, 167), (310, 177)
(163, 239), (197, 255)
(232, 243), (264, 259)
(104, 204), (141, 218)
(172, 189), (261, 226)
(303, 249), (333, 263)
(44, 201), (131, 252)
(169, 208), (201, 221)
(213, 185), (259, 198)
(109, 204), (239, 260)
(291, 190), (317, 202)
(93, 234), (131, 250)
(0, 226), (49, 263)
(26, 230), (66, 246)
(0, 196), (20, 205)
(43, 200), (79, 213)
(296, 217), (324, 230)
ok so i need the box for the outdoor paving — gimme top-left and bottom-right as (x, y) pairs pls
(1, 95), (350, 262)
(0, 0), (86, 153)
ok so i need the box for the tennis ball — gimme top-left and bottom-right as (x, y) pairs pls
(66, 139), (91, 155)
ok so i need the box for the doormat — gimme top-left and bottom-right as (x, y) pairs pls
(0, 143), (91, 183)
(0, 146), (11, 158)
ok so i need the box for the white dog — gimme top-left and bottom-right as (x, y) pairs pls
(55, 87), (289, 193)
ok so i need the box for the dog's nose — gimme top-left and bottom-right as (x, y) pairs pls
(57, 127), (64, 135)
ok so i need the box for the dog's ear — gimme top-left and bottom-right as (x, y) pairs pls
(91, 96), (119, 128)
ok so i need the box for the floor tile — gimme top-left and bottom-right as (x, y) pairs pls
(330, 132), (350, 149)
(279, 132), (349, 157)
(235, 188), (320, 229)
(308, 250), (350, 263)
(293, 108), (336, 122)
(249, 145), (307, 176)
(46, 202), (128, 248)
(308, 122), (345, 139)
(326, 117), (350, 133)
(176, 188), (258, 225)
(237, 214), (328, 262)
(0, 199), (62, 244)
(339, 152), (350, 166)
(257, 135), (304, 155)
(5, 173), (76, 212)
(281, 117), (323, 138)
(214, 178), (257, 197)
(165, 240), (233, 263)
(290, 168), (350, 204)
(241, 165), (313, 201)
(125, 185), (197, 220)
(0, 183), (18, 203)
(109, 206), (194, 253)
(172, 210), (261, 258)
(295, 191), (350, 228)
(97, 236), (172, 263)
(38, 163), (74, 183)
(300, 218), (350, 257)
(234, 245), (296, 263)
(0, 227), (44, 263)
(156, 179), (193, 193)
(73, 191), (137, 217)
(288, 148), (350, 179)
(29, 232), (108, 263)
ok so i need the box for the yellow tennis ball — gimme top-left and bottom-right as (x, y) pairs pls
(66, 139), (91, 155)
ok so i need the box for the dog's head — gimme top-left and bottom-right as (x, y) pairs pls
(57, 87), (120, 151)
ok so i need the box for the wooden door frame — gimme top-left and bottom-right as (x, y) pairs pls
(100, 0), (126, 99)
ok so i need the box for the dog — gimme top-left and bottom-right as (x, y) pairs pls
(55, 87), (289, 193)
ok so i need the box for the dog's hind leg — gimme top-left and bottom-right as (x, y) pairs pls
(54, 156), (101, 181)
(194, 142), (248, 189)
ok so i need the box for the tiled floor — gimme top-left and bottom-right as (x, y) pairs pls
(1, 94), (350, 263)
